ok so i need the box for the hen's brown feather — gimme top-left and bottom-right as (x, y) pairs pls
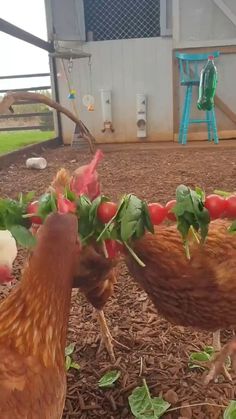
(0, 347), (66, 419)
(125, 219), (236, 331)
(0, 213), (79, 419)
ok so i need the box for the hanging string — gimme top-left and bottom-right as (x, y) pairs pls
(88, 56), (93, 96)
(87, 56), (95, 111)
(61, 57), (80, 120)
(68, 57), (75, 94)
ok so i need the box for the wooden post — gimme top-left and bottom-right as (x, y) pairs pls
(172, 50), (180, 140)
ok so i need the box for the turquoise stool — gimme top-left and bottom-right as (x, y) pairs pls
(176, 51), (220, 145)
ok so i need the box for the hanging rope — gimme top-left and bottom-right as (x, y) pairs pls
(81, 57), (95, 112)
(61, 57), (80, 120)
(88, 56), (93, 96)
(59, 58), (96, 151)
(87, 57), (95, 111)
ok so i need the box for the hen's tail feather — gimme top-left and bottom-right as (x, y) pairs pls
(50, 168), (71, 193)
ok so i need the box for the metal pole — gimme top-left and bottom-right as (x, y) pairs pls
(51, 57), (63, 142)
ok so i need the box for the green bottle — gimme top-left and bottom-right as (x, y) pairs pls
(197, 56), (218, 111)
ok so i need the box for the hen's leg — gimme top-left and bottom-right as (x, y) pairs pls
(96, 309), (115, 362)
(204, 337), (236, 384)
(212, 330), (221, 352)
(96, 309), (129, 362)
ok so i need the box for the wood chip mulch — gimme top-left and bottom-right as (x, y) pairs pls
(1, 142), (236, 418)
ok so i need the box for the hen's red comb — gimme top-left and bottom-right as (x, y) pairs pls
(71, 149), (104, 197)
(85, 149), (104, 177)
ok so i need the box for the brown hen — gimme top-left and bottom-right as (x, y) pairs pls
(73, 243), (127, 361)
(50, 161), (120, 362)
(0, 213), (80, 418)
(125, 219), (236, 383)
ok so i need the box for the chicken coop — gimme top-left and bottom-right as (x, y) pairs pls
(2, 3), (236, 419)
(42, 0), (236, 145)
(1, 0), (236, 147)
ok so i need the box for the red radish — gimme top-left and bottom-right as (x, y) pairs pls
(57, 195), (77, 214)
(97, 201), (118, 224)
(0, 266), (14, 283)
(27, 201), (42, 225)
(204, 194), (226, 220)
(148, 203), (166, 225)
(165, 200), (177, 221)
(104, 239), (124, 259)
(225, 195), (236, 219)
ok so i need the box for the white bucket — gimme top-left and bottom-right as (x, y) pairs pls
(26, 157), (47, 170)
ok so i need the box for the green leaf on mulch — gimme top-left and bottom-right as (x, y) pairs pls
(98, 370), (121, 389)
(128, 379), (170, 418)
(224, 401), (236, 419)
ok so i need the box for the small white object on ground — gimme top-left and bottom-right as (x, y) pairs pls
(26, 157), (47, 170)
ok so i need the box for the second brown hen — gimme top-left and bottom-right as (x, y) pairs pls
(73, 243), (116, 310)
(50, 160), (121, 361)
(125, 219), (236, 383)
(73, 243), (129, 361)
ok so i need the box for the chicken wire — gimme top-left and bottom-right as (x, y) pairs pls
(84, 0), (161, 41)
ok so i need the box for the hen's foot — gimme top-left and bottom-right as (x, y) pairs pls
(192, 338), (236, 384)
(190, 338), (236, 384)
(192, 358), (232, 384)
(203, 337), (236, 385)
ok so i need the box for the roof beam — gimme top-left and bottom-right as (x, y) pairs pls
(0, 18), (54, 52)
(213, 0), (236, 27)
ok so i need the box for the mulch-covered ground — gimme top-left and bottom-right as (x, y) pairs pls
(1, 141), (236, 418)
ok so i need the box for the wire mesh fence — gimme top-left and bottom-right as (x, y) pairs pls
(84, 0), (161, 41)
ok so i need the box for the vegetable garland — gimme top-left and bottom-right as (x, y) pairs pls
(0, 185), (235, 265)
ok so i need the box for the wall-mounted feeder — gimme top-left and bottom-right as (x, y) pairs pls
(100, 89), (114, 133)
(136, 94), (147, 138)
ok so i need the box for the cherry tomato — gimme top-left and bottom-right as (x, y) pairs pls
(148, 203), (166, 225)
(225, 195), (236, 219)
(97, 201), (118, 224)
(57, 195), (77, 214)
(165, 200), (177, 221)
(104, 239), (124, 259)
(27, 201), (42, 225)
(204, 194), (226, 220)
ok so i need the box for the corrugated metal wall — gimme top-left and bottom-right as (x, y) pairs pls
(47, 0), (236, 143)
(57, 37), (173, 144)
